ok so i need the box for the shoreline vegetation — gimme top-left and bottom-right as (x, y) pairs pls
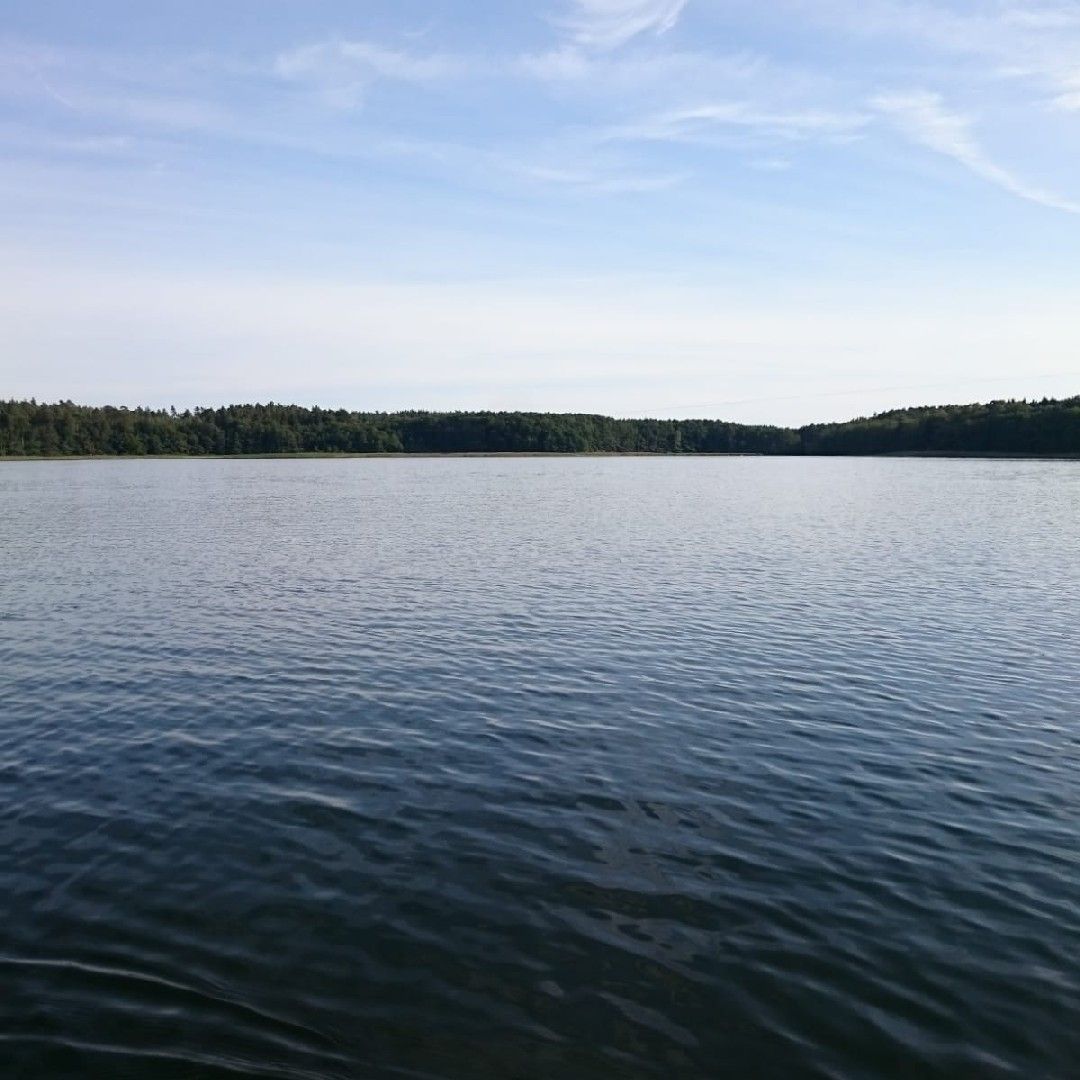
(4, 451), (1080, 463)
(2, 397), (1078, 458)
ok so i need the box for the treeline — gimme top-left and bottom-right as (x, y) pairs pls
(0, 402), (795, 456)
(799, 397), (1080, 455)
(1, 397), (1078, 457)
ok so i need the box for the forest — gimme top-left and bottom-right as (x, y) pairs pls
(1, 396), (1078, 457)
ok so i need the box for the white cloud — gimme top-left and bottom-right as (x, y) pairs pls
(1051, 72), (1080, 109)
(784, 0), (1078, 53)
(750, 157), (794, 171)
(605, 101), (868, 142)
(557, 0), (689, 51)
(506, 159), (689, 193)
(518, 44), (763, 98)
(274, 40), (464, 108)
(873, 91), (1080, 214)
(0, 39), (238, 140)
(785, 1), (1080, 111)
(517, 46), (595, 82)
(0, 128), (138, 157)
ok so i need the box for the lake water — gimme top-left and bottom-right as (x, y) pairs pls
(2, 457), (1078, 1079)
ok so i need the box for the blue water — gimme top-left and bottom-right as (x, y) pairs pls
(2, 457), (1078, 1078)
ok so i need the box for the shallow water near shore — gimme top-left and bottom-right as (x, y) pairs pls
(2, 457), (1078, 1078)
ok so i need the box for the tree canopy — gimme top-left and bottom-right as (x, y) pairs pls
(1, 397), (1077, 457)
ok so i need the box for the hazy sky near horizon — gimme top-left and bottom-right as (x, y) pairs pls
(3, 0), (1080, 424)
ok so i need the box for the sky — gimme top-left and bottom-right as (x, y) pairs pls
(2, 0), (1080, 424)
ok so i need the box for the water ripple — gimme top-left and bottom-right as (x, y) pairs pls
(2, 457), (1079, 1078)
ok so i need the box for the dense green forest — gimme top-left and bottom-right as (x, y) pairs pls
(1, 397), (1078, 457)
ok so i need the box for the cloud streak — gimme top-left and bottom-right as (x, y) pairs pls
(785, 0), (1080, 112)
(506, 159), (689, 194)
(274, 40), (464, 108)
(604, 101), (868, 143)
(1051, 72), (1080, 109)
(873, 90), (1080, 214)
(557, 0), (689, 50)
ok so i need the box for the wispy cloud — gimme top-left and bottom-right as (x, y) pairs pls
(1, 127), (138, 157)
(274, 40), (464, 108)
(873, 91), (1080, 213)
(787, 1), (1080, 108)
(604, 101), (868, 143)
(556, 0), (689, 51)
(0, 38), (235, 138)
(518, 43), (763, 97)
(1050, 72), (1080, 110)
(1000, 4), (1080, 32)
(505, 159), (688, 194)
(749, 157), (794, 172)
(784, 0), (1080, 53)
(5, 6), (1080, 225)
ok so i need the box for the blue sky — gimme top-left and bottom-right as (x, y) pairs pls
(2, 0), (1079, 423)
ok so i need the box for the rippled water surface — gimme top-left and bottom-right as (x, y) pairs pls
(2, 457), (1079, 1079)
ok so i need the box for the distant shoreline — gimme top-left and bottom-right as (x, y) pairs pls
(2, 451), (1078, 462)
(3, 398), (1078, 458)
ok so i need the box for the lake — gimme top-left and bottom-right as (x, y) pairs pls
(2, 457), (1078, 1078)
